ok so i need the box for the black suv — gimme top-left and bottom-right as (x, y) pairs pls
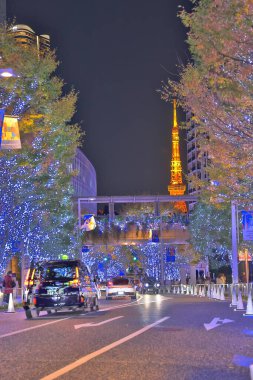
(23, 259), (99, 319)
(140, 276), (161, 294)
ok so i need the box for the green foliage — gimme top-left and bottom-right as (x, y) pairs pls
(160, 0), (253, 205)
(189, 201), (232, 268)
(0, 25), (81, 270)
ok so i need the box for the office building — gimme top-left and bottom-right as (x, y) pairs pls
(186, 112), (209, 209)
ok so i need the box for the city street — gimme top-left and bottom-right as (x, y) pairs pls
(0, 294), (253, 380)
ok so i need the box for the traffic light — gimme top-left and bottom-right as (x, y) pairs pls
(133, 256), (137, 261)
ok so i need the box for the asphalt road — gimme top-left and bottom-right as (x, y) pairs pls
(0, 294), (253, 380)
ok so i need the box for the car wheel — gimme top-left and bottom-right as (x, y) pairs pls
(106, 296), (111, 300)
(46, 310), (52, 315)
(131, 295), (137, 300)
(35, 307), (41, 317)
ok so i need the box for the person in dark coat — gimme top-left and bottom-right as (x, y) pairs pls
(3, 271), (15, 304)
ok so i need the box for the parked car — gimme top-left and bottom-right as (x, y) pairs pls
(140, 276), (160, 294)
(23, 259), (99, 319)
(106, 277), (137, 300)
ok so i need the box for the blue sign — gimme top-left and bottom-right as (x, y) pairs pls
(82, 245), (89, 253)
(166, 247), (176, 262)
(242, 211), (253, 241)
(166, 254), (175, 262)
(98, 263), (104, 271)
(152, 230), (159, 243)
(12, 240), (21, 253)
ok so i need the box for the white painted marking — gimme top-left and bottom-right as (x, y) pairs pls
(74, 315), (123, 329)
(250, 364), (253, 380)
(0, 316), (71, 339)
(204, 317), (234, 331)
(100, 296), (171, 312)
(40, 316), (170, 380)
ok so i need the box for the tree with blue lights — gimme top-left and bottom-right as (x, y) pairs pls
(0, 25), (81, 273)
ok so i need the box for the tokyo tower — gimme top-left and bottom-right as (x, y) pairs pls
(168, 100), (187, 213)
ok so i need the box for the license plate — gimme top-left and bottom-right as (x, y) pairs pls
(47, 289), (56, 295)
(118, 291), (124, 295)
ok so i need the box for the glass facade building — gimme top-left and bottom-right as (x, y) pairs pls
(72, 148), (97, 214)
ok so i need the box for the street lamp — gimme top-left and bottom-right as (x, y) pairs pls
(0, 68), (16, 78)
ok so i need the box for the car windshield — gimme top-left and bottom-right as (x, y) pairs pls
(43, 263), (76, 282)
(112, 278), (129, 286)
(144, 277), (156, 284)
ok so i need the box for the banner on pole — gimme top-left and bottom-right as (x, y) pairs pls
(80, 214), (96, 231)
(242, 211), (253, 241)
(0, 109), (5, 147)
(1, 115), (21, 149)
(238, 249), (252, 262)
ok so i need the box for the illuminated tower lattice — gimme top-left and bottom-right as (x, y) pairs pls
(168, 100), (187, 213)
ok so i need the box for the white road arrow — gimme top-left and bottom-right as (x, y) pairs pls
(74, 315), (123, 329)
(204, 317), (234, 331)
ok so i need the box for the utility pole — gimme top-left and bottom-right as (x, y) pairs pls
(0, 0), (6, 25)
(160, 215), (165, 288)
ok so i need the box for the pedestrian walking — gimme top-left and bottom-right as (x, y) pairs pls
(3, 271), (16, 304)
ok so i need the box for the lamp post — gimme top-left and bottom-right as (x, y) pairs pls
(231, 201), (239, 284)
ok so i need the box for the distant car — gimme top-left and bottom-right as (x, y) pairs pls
(106, 277), (137, 300)
(23, 259), (99, 319)
(140, 277), (160, 294)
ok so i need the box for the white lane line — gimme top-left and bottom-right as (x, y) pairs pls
(74, 315), (124, 329)
(40, 316), (170, 380)
(99, 296), (170, 312)
(250, 364), (253, 380)
(0, 317), (71, 339)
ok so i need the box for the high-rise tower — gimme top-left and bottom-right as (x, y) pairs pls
(0, 0), (6, 25)
(168, 100), (187, 213)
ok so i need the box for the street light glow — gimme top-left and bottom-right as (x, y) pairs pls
(0, 68), (16, 78)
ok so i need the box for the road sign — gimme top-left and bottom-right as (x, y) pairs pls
(82, 245), (89, 253)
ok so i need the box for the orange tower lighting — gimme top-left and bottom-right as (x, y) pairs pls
(168, 100), (187, 213)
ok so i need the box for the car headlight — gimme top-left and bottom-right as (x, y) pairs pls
(145, 283), (149, 287)
(156, 283), (160, 287)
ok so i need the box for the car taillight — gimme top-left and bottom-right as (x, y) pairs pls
(33, 297), (37, 305)
(24, 269), (31, 286)
(24, 268), (35, 287)
(107, 281), (113, 286)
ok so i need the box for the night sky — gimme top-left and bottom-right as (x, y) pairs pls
(7, 0), (191, 196)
